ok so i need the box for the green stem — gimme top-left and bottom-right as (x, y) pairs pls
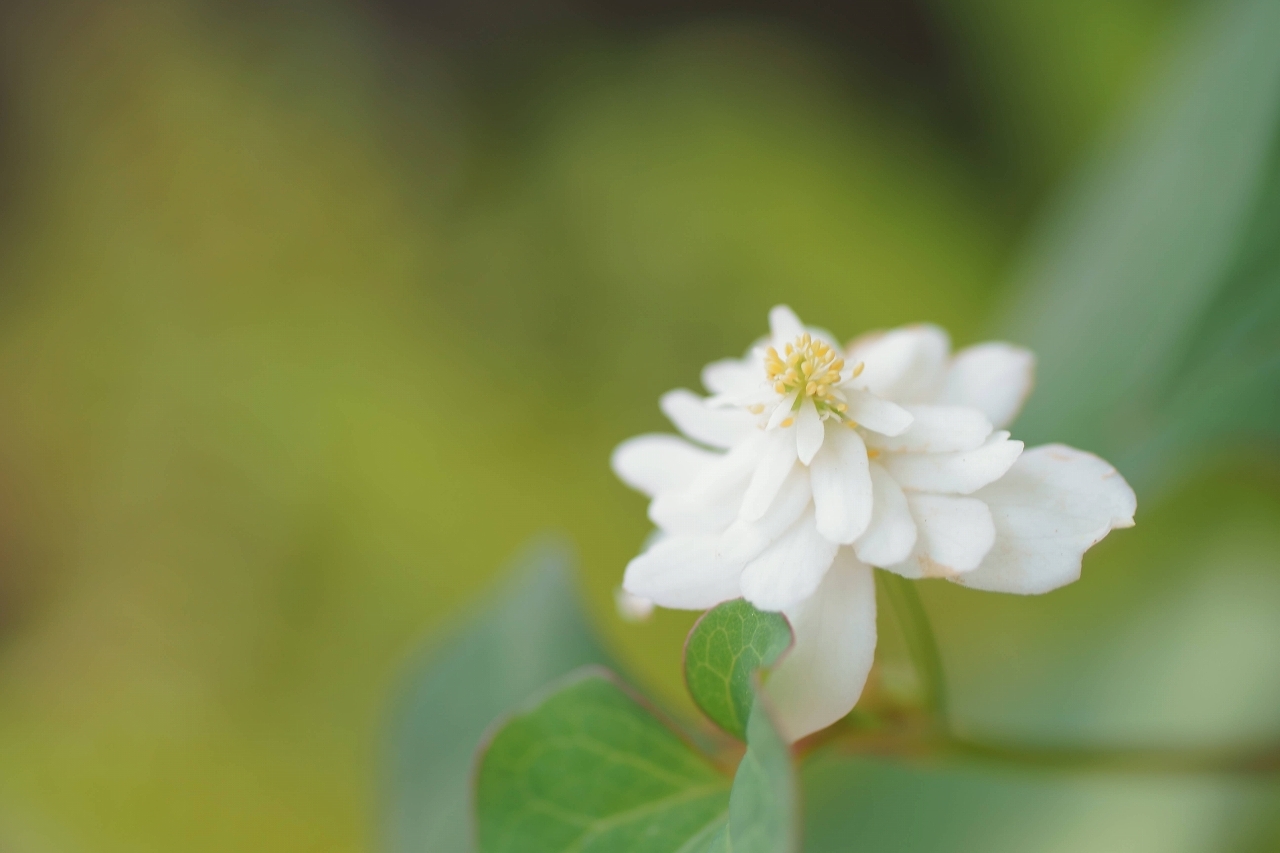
(941, 736), (1280, 775)
(815, 723), (1280, 776)
(877, 571), (948, 725)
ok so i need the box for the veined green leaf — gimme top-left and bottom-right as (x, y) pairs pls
(476, 669), (732, 853)
(474, 667), (798, 853)
(684, 599), (793, 740)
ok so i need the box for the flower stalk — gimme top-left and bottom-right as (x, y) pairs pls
(877, 570), (949, 726)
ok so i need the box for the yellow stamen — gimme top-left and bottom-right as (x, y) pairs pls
(763, 332), (857, 423)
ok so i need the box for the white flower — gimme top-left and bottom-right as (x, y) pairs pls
(612, 306), (1136, 741)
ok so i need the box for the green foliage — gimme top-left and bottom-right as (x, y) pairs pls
(1006, 0), (1280, 494)
(702, 702), (799, 853)
(476, 670), (732, 853)
(383, 543), (611, 853)
(684, 600), (793, 740)
(474, 599), (799, 852)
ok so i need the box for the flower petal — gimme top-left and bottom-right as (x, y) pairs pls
(847, 324), (950, 402)
(649, 488), (741, 535)
(878, 431), (1024, 495)
(766, 389), (799, 429)
(623, 535), (744, 610)
(938, 343), (1035, 429)
(954, 445), (1136, 595)
(810, 426), (872, 544)
(614, 587), (655, 622)
(864, 404), (992, 454)
(660, 389), (758, 449)
(739, 429), (798, 521)
(885, 494), (995, 578)
(766, 553), (877, 741)
(795, 397), (825, 465)
(718, 465), (812, 563)
(649, 432), (764, 533)
(611, 434), (720, 498)
(769, 304), (805, 346)
(701, 357), (760, 396)
(740, 508), (838, 611)
(842, 388), (913, 436)
(853, 462), (917, 566)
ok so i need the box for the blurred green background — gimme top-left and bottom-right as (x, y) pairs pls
(0, 0), (1277, 851)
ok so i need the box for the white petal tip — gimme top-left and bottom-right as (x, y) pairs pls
(814, 521), (859, 547)
(614, 587), (655, 622)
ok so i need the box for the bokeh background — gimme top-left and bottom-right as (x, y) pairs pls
(0, 0), (1277, 851)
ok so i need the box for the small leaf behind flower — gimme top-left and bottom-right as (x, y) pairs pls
(684, 599), (794, 740)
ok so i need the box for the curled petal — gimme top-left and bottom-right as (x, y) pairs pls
(865, 404), (992, 454)
(853, 462), (917, 566)
(661, 389), (758, 449)
(810, 426), (872, 544)
(767, 553), (876, 741)
(740, 509), (838, 611)
(795, 397), (825, 465)
(954, 445), (1136, 595)
(623, 535), (745, 610)
(879, 431), (1024, 495)
(611, 434), (719, 498)
(938, 343), (1035, 429)
(842, 388), (913, 436)
(885, 494), (995, 578)
(740, 429), (799, 521)
(847, 324), (950, 402)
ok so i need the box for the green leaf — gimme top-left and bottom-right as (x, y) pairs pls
(382, 540), (611, 853)
(474, 668), (798, 853)
(1001, 0), (1280, 494)
(684, 599), (794, 740)
(475, 669), (733, 853)
(702, 700), (799, 853)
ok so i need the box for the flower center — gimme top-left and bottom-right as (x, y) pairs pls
(764, 333), (858, 418)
